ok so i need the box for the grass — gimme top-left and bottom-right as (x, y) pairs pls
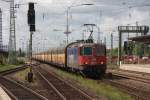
(0, 58), (25, 72)
(0, 64), (19, 72)
(53, 68), (133, 100)
(12, 68), (39, 86)
(13, 68), (30, 82)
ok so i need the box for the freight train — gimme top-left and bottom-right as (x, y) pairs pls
(33, 39), (107, 78)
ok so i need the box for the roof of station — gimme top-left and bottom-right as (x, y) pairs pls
(129, 35), (150, 44)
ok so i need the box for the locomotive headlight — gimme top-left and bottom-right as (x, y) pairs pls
(85, 62), (88, 64)
(100, 61), (104, 64)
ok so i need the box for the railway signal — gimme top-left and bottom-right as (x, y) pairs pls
(27, 2), (36, 82)
(28, 2), (35, 31)
(27, 2), (36, 61)
(124, 41), (128, 55)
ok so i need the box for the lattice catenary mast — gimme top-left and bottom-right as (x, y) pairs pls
(8, 0), (17, 64)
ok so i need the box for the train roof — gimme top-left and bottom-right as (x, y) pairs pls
(48, 47), (65, 52)
(68, 42), (105, 48)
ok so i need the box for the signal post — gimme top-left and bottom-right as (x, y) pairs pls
(27, 2), (36, 82)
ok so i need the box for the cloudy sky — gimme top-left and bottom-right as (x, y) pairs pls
(0, 0), (150, 52)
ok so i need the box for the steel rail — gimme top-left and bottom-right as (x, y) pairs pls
(0, 76), (48, 100)
(108, 69), (150, 84)
(104, 75), (150, 100)
(43, 68), (94, 100)
(104, 79), (147, 100)
(112, 72), (150, 84)
(37, 65), (94, 100)
(35, 69), (67, 100)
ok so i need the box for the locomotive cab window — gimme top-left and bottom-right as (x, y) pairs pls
(80, 47), (92, 56)
(96, 46), (106, 56)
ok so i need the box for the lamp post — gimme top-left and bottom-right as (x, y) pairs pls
(64, 3), (94, 44)
(35, 42), (40, 59)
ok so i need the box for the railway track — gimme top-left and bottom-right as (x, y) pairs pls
(32, 62), (150, 100)
(33, 67), (66, 100)
(111, 72), (150, 84)
(34, 65), (94, 100)
(107, 69), (150, 84)
(115, 69), (150, 76)
(104, 74), (150, 100)
(0, 76), (47, 100)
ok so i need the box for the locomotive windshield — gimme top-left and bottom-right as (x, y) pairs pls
(96, 45), (106, 56)
(80, 47), (92, 56)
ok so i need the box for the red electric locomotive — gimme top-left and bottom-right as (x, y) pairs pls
(66, 39), (107, 78)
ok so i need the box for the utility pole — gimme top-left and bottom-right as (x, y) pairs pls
(0, 8), (2, 48)
(26, 40), (29, 62)
(82, 30), (85, 40)
(8, 0), (17, 64)
(136, 21), (138, 36)
(118, 31), (122, 66)
(64, 7), (71, 44)
(98, 10), (102, 43)
(29, 31), (33, 61)
(111, 33), (113, 64)
(97, 26), (100, 43)
(104, 37), (106, 45)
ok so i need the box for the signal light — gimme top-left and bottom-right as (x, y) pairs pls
(124, 41), (128, 54)
(28, 2), (35, 25)
(30, 25), (35, 32)
(124, 41), (135, 55)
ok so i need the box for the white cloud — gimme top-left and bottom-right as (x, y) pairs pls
(25, 0), (53, 4)
(0, 0), (150, 50)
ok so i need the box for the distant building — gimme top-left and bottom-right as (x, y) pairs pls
(0, 8), (8, 53)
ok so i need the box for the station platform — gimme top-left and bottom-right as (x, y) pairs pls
(0, 87), (11, 100)
(120, 64), (150, 74)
